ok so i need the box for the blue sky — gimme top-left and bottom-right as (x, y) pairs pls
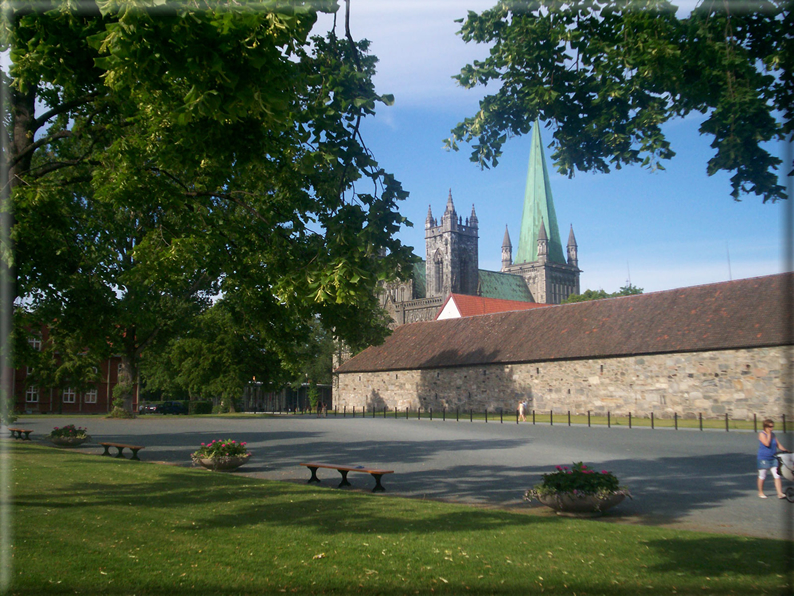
(315, 1), (789, 294)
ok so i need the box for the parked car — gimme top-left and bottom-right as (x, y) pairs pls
(138, 403), (158, 414)
(156, 401), (188, 415)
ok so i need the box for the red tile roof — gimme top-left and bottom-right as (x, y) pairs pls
(337, 273), (793, 373)
(437, 294), (548, 319)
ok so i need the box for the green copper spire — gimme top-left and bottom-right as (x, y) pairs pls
(515, 121), (565, 264)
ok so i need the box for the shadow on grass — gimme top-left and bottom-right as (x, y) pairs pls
(12, 443), (550, 536)
(643, 535), (788, 576)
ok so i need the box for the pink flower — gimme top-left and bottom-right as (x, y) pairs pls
(555, 465), (562, 471)
(601, 470), (608, 474)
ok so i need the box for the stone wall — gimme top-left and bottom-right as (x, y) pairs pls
(336, 346), (790, 420)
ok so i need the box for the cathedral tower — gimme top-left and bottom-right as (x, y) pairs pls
(503, 121), (580, 304)
(425, 190), (479, 298)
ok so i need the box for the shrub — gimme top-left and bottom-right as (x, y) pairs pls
(107, 406), (134, 419)
(49, 425), (89, 439)
(524, 462), (629, 501)
(1, 396), (18, 426)
(191, 439), (249, 463)
(112, 382), (134, 411)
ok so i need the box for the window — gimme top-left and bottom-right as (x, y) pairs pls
(63, 388), (76, 403)
(28, 336), (41, 351)
(25, 386), (39, 403)
(84, 389), (98, 404)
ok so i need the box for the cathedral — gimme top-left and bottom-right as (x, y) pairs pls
(381, 122), (581, 326)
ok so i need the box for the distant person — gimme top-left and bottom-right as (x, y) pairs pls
(518, 400), (527, 422)
(758, 418), (789, 499)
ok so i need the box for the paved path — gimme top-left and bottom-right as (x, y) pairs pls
(9, 415), (794, 540)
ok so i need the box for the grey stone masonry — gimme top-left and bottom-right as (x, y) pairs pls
(425, 191), (479, 298)
(337, 346), (790, 420)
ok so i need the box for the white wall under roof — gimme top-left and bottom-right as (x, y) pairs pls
(436, 299), (461, 320)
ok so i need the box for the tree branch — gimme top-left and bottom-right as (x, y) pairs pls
(31, 93), (100, 131)
(9, 130), (72, 169)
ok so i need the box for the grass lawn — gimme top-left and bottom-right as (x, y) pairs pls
(4, 442), (789, 595)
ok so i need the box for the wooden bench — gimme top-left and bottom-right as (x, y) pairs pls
(299, 462), (394, 493)
(100, 442), (144, 461)
(8, 428), (33, 441)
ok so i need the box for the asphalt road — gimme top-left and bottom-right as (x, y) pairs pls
(9, 414), (794, 540)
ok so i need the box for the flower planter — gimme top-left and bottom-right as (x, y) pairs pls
(196, 454), (251, 471)
(535, 491), (626, 517)
(50, 436), (89, 447)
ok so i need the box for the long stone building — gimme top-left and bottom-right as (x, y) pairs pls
(380, 121), (580, 326)
(337, 273), (793, 420)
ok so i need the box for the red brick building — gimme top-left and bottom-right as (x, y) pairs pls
(12, 326), (138, 414)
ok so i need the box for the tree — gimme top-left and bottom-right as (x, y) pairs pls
(141, 300), (287, 409)
(3, 1), (414, 410)
(562, 282), (643, 303)
(447, 0), (791, 203)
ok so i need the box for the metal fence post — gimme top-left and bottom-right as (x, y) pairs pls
(443, 407), (446, 422)
(699, 412), (703, 431)
(674, 412), (678, 430)
(568, 410), (571, 427)
(430, 408), (433, 421)
(418, 407), (421, 421)
(532, 409), (535, 425)
(485, 409), (488, 423)
(651, 412), (654, 429)
(550, 410), (553, 426)
(628, 412), (631, 429)
(607, 411), (610, 428)
(500, 408), (503, 424)
(725, 412), (729, 432)
(754, 413), (757, 433)
(470, 408), (473, 422)
(587, 410), (590, 427)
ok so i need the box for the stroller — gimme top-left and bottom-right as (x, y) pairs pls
(775, 453), (794, 502)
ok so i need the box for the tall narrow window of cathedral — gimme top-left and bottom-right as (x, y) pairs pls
(434, 253), (443, 293)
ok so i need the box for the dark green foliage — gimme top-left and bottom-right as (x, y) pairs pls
(188, 400), (213, 415)
(448, 0), (791, 203)
(562, 283), (643, 303)
(5, 1), (413, 412)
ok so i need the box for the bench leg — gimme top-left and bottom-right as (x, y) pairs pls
(129, 448), (141, 461)
(371, 474), (386, 493)
(101, 445), (112, 456)
(114, 446), (126, 459)
(306, 467), (321, 484)
(337, 470), (351, 488)
(9, 430), (18, 440)
(22, 431), (32, 441)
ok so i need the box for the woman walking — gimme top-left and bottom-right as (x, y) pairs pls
(757, 418), (789, 499)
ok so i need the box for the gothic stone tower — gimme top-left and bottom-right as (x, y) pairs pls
(426, 190), (479, 298)
(502, 121), (580, 304)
